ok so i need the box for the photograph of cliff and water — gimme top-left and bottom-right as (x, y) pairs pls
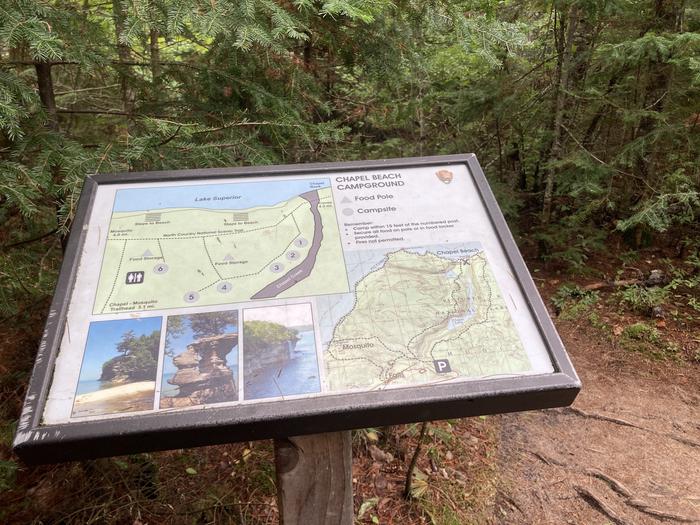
(72, 317), (161, 417)
(160, 310), (239, 409)
(243, 304), (320, 400)
(71, 304), (322, 418)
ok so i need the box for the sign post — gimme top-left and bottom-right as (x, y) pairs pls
(13, 154), (579, 519)
(275, 432), (353, 525)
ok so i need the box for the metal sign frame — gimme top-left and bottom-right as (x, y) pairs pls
(14, 154), (580, 464)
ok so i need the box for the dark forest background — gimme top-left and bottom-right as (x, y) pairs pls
(2, 1), (699, 316)
(0, 1), (698, 523)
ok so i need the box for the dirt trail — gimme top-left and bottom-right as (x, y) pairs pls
(488, 322), (700, 524)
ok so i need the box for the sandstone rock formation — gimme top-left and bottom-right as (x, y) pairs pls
(161, 333), (238, 408)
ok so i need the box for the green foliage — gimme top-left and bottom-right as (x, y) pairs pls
(616, 285), (670, 315)
(551, 284), (599, 319)
(101, 329), (160, 382)
(622, 322), (661, 342)
(534, 225), (607, 270)
(0, 459), (18, 491)
(1, 0), (699, 315)
(243, 320), (299, 350)
(0, 1), (64, 61)
(620, 322), (680, 359)
(615, 254), (700, 316)
(0, 420), (18, 490)
(616, 172), (700, 233)
(0, 212), (59, 318)
(0, 70), (36, 140)
(189, 311), (238, 338)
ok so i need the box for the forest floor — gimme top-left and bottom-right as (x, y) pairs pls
(1, 250), (698, 524)
(480, 255), (700, 524)
(347, 267), (700, 525)
(486, 319), (700, 524)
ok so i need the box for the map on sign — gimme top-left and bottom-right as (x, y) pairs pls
(318, 243), (531, 391)
(38, 162), (556, 427)
(94, 179), (348, 314)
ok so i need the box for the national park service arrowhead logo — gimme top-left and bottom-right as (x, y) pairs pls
(436, 169), (454, 184)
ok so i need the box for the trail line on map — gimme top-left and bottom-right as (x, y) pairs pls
(250, 190), (324, 299)
(202, 237), (224, 280)
(106, 202), (307, 242)
(99, 239), (127, 313)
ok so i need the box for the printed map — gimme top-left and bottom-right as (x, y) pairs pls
(317, 243), (532, 391)
(94, 179), (348, 314)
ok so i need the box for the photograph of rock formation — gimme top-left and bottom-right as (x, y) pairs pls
(160, 310), (239, 409)
(72, 317), (161, 418)
(243, 303), (320, 400)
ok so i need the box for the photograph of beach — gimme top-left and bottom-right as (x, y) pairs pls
(72, 317), (162, 418)
(243, 303), (320, 400)
(160, 310), (239, 409)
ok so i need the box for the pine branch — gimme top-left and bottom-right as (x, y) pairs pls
(2, 228), (59, 250)
(191, 121), (274, 135)
(56, 109), (169, 118)
(1, 60), (204, 70)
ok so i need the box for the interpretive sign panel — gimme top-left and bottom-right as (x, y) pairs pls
(14, 154), (579, 463)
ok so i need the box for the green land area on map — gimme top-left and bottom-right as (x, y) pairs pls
(94, 186), (348, 314)
(325, 248), (532, 391)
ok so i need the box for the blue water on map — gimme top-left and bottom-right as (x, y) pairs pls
(113, 178), (330, 212)
(447, 280), (476, 330)
(317, 242), (485, 349)
(244, 330), (320, 400)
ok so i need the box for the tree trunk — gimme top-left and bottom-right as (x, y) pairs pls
(34, 61), (68, 249)
(541, 5), (579, 225)
(112, 0), (134, 118)
(149, 27), (161, 94)
(34, 62), (58, 132)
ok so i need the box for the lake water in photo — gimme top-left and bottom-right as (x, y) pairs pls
(244, 329), (320, 400)
(160, 373), (179, 397)
(76, 379), (108, 395)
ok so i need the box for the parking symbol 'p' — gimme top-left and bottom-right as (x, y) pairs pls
(433, 359), (451, 373)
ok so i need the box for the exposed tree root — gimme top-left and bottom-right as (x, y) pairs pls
(583, 278), (645, 291)
(575, 486), (629, 525)
(563, 407), (640, 429)
(585, 468), (632, 498)
(626, 499), (697, 523)
(530, 451), (566, 467)
(534, 456), (699, 523)
(585, 470), (697, 522)
(560, 407), (700, 449)
(669, 434), (700, 449)
(582, 270), (667, 291)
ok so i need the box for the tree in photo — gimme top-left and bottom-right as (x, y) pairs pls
(162, 310), (240, 407)
(101, 329), (160, 383)
(190, 311), (238, 339)
(244, 320), (299, 353)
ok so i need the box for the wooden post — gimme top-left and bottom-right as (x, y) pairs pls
(274, 431), (353, 525)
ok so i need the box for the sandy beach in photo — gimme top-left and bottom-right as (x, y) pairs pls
(72, 381), (156, 417)
(70, 317), (162, 418)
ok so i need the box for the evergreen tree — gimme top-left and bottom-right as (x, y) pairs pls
(1, 0), (698, 317)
